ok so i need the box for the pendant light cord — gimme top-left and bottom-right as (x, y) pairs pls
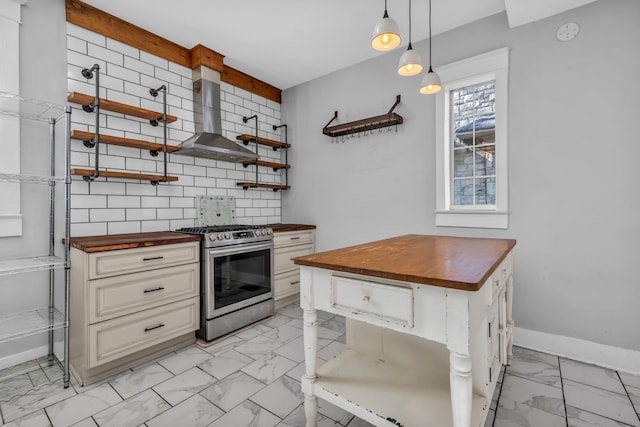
(429, 0), (433, 69)
(408, 0), (412, 47)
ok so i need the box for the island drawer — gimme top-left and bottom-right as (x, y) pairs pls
(330, 276), (414, 328)
(88, 241), (199, 280)
(88, 263), (199, 323)
(87, 296), (198, 368)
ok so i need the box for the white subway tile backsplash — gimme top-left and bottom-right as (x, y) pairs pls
(68, 27), (282, 234)
(125, 183), (158, 196)
(107, 195), (141, 209)
(141, 196), (170, 208)
(71, 194), (107, 209)
(91, 208), (125, 222)
(67, 24), (106, 47)
(124, 56), (155, 76)
(157, 208), (183, 220)
(72, 209), (89, 223)
(106, 63), (140, 84)
(106, 38), (139, 59)
(87, 43), (124, 67)
(141, 220), (170, 232)
(140, 51), (169, 70)
(155, 67), (182, 86)
(71, 222), (107, 237)
(126, 208), (156, 221)
(67, 35), (87, 54)
(108, 221), (141, 234)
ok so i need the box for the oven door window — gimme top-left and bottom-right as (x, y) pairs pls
(213, 248), (271, 310)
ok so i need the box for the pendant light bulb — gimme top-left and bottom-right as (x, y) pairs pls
(398, 44), (423, 76)
(398, 0), (422, 76)
(420, 0), (441, 94)
(371, 1), (401, 51)
(420, 66), (442, 94)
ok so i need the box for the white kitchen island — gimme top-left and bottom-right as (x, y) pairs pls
(294, 234), (515, 427)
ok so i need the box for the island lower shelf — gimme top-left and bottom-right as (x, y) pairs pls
(304, 331), (488, 427)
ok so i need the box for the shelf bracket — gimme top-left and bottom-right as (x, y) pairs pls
(82, 139), (95, 149)
(150, 85), (169, 184)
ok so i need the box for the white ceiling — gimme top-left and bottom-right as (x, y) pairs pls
(81, 0), (597, 90)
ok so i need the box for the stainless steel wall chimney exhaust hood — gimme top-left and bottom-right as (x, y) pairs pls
(176, 66), (258, 163)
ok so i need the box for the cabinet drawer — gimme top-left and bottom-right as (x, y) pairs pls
(274, 230), (314, 248)
(274, 269), (301, 300)
(88, 263), (199, 323)
(88, 242), (199, 280)
(330, 276), (414, 328)
(88, 297), (198, 368)
(274, 243), (314, 274)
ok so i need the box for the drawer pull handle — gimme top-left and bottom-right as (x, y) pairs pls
(290, 280), (300, 285)
(290, 236), (301, 240)
(362, 296), (370, 303)
(143, 256), (164, 262)
(143, 286), (165, 294)
(144, 323), (165, 332)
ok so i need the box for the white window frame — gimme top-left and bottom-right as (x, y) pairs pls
(0, 0), (23, 237)
(435, 48), (509, 229)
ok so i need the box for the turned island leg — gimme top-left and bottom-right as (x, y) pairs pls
(450, 352), (473, 427)
(302, 307), (318, 427)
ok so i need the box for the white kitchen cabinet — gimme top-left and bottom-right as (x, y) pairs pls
(69, 233), (200, 386)
(272, 227), (315, 309)
(296, 234), (515, 427)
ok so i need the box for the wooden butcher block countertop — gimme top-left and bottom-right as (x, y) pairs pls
(267, 223), (316, 232)
(294, 234), (516, 291)
(70, 232), (201, 253)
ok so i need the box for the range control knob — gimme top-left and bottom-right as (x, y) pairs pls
(209, 234), (216, 241)
(217, 233), (224, 240)
(225, 232), (232, 239)
(266, 228), (272, 235)
(255, 230), (262, 236)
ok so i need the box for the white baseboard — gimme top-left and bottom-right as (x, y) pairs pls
(514, 327), (640, 376)
(0, 345), (49, 371)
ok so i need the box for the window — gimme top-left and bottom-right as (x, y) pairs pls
(435, 48), (509, 229)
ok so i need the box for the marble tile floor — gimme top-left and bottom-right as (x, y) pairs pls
(0, 304), (638, 427)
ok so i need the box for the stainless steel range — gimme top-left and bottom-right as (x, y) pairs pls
(177, 197), (274, 341)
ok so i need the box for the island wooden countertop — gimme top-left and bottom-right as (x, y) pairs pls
(294, 234), (516, 291)
(70, 232), (201, 253)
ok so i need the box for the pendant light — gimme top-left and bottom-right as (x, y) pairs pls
(397, 0), (423, 76)
(420, 0), (442, 94)
(371, 0), (401, 51)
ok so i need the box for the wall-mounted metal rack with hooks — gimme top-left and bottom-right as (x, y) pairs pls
(323, 95), (403, 140)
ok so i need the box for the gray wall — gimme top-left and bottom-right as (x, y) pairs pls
(282, 0), (640, 352)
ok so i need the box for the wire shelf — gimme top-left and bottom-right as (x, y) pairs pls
(0, 308), (66, 344)
(0, 256), (65, 276)
(0, 173), (66, 184)
(0, 356), (64, 403)
(0, 91), (65, 123)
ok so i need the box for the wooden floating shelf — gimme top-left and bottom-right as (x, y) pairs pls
(237, 182), (290, 191)
(71, 168), (178, 183)
(242, 159), (290, 170)
(236, 134), (291, 150)
(67, 92), (177, 124)
(71, 130), (180, 155)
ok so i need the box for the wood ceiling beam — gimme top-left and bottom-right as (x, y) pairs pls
(65, 0), (281, 103)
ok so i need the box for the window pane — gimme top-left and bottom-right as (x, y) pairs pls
(474, 144), (495, 176)
(451, 79), (496, 207)
(453, 148), (474, 178)
(453, 178), (474, 206)
(475, 177), (495, 205)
